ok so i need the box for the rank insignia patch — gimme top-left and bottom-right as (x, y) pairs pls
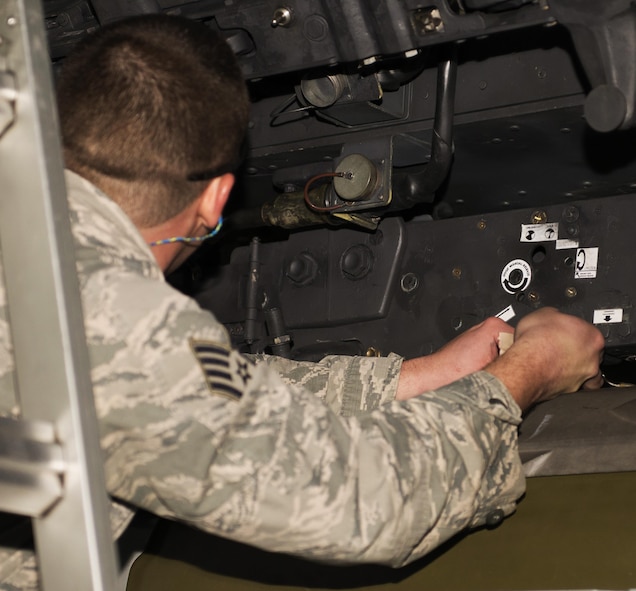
(190, 340), (254, 401)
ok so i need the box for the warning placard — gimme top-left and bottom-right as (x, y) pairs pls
(520, 223), (559, 243)
(574, 247), (599, 279)
(593, 309), (623, 324)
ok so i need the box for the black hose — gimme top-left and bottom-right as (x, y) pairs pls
(392, 53), (458, 208)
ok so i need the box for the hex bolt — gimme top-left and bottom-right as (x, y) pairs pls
(423, 14), (443, 31)
(286, 252), (318, 285)
(340, 245), (373, 280)
(619, 323), (631, 338)
(531, 210), (547, 223)
(400, 273), (419, 293)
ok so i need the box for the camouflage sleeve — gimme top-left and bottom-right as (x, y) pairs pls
(0, 552), (38, 591)
(84, 256), (524, 568)
(246, 352), (402, 415)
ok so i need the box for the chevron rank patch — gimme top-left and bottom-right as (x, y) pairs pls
(190, 340), (254, 401)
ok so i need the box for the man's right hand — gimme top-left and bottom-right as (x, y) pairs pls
(485, 307), (605, 411)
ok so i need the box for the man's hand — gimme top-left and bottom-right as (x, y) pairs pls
(396, 317), (513, 401)
(485, 307), (605, 411)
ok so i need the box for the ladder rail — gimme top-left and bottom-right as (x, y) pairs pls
(0, 1), (120, 589)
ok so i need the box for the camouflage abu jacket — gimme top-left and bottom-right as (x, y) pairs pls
(0, 170), (525, 588)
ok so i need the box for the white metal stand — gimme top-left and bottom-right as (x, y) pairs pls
(0, 1), (119, 589)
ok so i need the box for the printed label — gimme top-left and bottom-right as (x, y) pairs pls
(501, 259), (532, 294)
(556, 238), (579, 250)
(496, 305), (516, 322)
(593, 309), (623, 324)
(575, 247), (599, 279)
(520, 222), (559, 243)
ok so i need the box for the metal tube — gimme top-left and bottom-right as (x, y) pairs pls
(392, 53), (458, 207)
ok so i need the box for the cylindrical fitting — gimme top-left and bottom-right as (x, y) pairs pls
(333, 154), (378, 201)
(300, 75), (345, 108)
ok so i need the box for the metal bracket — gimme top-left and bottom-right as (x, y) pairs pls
(0, 70), (16, 138)
(0, 416), (64, 517)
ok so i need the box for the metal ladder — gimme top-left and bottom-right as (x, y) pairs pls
(0, 0), (119, 589)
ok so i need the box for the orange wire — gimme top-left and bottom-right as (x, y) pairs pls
(303, 172), (347, 212)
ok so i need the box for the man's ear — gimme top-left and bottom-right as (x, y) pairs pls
(197, 173), (235, 227)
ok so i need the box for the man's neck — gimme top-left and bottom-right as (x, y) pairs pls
(139, 227), (182, 272)
(139, 199), (203, 273)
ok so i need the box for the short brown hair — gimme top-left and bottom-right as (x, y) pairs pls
(56, 14), (249, 227)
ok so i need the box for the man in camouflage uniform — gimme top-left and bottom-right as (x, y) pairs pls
(0, 14), (604, 590)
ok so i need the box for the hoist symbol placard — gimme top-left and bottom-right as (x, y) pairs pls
(520, 222), (559, 242)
